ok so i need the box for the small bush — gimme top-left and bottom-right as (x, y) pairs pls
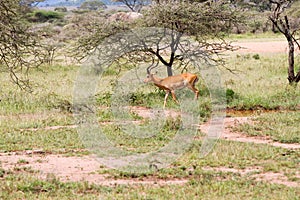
(253, 54), (260, 60)
(0, 168), (5, 177)
(129, 92), (146, 105)
(54, 7), (67, 12)
(226, 89), (238, 104)
(31, 10), (64, 23)
(163, 117), (182, 131)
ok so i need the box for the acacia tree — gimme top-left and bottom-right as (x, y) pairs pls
(268, 0), (300, 84)
(141, 0), (241, 76)
(111, 0), (149, 12)
(75, 0), (241, 76)
(0, 0), (46, 90)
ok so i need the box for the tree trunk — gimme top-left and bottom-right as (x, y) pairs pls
(295, 70), (300, 83)
(167, 65), (173, 76)
(269, 2), (299, 85)
(287, 38), (295, 84)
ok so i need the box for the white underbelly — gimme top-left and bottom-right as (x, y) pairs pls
(170, 81), (188, 90)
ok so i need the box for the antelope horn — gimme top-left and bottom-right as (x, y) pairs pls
(147, 65), (151, 74)
(147, 58), (159, 74)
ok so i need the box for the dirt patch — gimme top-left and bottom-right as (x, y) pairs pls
(1, 150), (298, 187)
(232, 39), (300, 54)
(1, 110), (299, 187)
(194, 115), (299, 149)
(20, 125), (77, 132)
(202, 166), (299, 188)
(0, 152), (187, 186)
(128, 106), (181, 119)
(1, 40), (299, 190)
(232, 40), (290, 53)
(253, 172), (300, 188)
(202, 166), (263, 176)
(220, 117), (300, 149)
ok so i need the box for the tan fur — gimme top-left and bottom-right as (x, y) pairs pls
(144, 73), (199, 108)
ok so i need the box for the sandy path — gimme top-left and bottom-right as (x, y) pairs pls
(232, 40), (290, 53)
(1, 39), (299, 187)
(1, 114), (299, 187)
(0, 152), (188, 186)
(216, 117), (300, 149)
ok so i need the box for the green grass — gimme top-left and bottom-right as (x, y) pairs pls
(196, 141), (299, 173)
(0, 112), (73, 131)
(99, 117), (185, 153)
(0, 65), (77, 114)
(1, 38), (300, 198)
(94, 139), (299, 183)
(0, 111), (81, 153)
(226, 32), (285, 41)
(0, 173), (299, 200)
(222, 53), (300, 110)
(0, 174), (107, 199)
(233, 111), (300, 143)
(96, 50), (300, 112)
(0, 128), (85, 153)
(27, 10), (65, 23)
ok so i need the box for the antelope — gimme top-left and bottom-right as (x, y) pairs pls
(144, 67), (199, 108)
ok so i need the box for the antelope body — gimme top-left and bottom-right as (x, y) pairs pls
(144, 72), (199, 108)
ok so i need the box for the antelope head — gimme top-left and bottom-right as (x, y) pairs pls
(143, 64), (157, 83)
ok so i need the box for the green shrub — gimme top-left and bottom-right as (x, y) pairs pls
(31, 10), (64, 22)
(54, 7), (67, 12)
(253, 54), (260, 60)
(163, 117), (182, 131)
(0, 168), (5, 178)
(226, 88), (238, 104)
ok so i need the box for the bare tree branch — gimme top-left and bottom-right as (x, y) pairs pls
(269, 0), (300, 84)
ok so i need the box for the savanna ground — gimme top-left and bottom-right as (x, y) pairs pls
(0, 36), (300, 199)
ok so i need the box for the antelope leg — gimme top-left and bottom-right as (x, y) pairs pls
(164, 91), (170, 108)
(171, 90), (179, 104)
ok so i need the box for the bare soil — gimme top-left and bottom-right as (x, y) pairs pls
(1, 112), (299, 187)
(232, 40), (290, 53)
(219, 117), (300, 149)
(1, 41), (299, 187)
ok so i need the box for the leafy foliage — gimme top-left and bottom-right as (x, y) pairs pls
(144, 1), (241, 38)
(0, 1), (47, 90)
(73, 1), (243, 76)
(29, 10), (64, 22)
(140, 1), (243, 75)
